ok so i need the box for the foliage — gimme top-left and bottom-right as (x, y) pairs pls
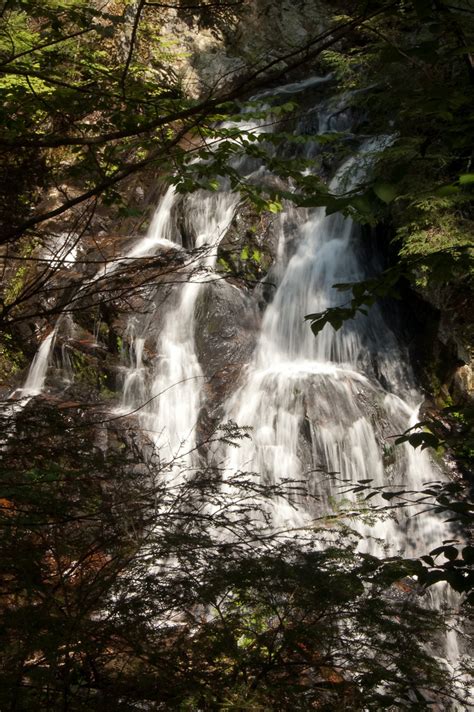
(0, 402), (468, 710)
(0, 1), (243, 242)
(1, 0), (472, 306)
(340, 471), (474, 604)
(0, 0), (403, 332)
(0, 0), (383, 248)
(0, 330), (25, 381)
(304, 0), (474, 327)
(1, 2), (473, 709)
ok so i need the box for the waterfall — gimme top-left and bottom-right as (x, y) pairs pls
(21, 329), (57, 398)
(15, 185), (180, 404)
(11, 76), (469, 704)
(216, 137), (468, 703)
(218, 139), (460, 567)
(16, 76), (462, 570)
(120, 188), (241, 465)
(118, 117), (272, 465)
(13, 77), (314, 407)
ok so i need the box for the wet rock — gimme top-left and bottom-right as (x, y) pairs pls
(452, 363), (474, 406)
(195, 280), (260, 410)
(414, 283), (474, 405)
(217, 203), (280, 285)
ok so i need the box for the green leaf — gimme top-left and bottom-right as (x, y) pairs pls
(435, 184), (459, 197)
(373, 182), (397, 204)
(267, 200), (282, 214)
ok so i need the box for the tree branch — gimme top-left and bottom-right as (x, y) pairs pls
(0, 26), (95, 68)
(2, 122), (195, 242)
(120, 0), (146, 97)
(0, 4), (394, 150)
(1, 3), (396, 242)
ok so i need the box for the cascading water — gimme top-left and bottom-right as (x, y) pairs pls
(118, 109), (275, 466)
(21, 329), (57, 398)
(11, 76), (470, 705)
(120, 187), (241, 466)
(222, 143), (432, 546)
(217, 124), (468, 703)
(14, 185), (181, 406)
(13, 76), (319, 409)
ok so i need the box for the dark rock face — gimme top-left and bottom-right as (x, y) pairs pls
(195, 280), (260, 411)
(400, 280), (473, 406)
(432, 284), (474, 406)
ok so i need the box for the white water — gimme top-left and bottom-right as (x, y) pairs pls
(118, 185), (179, 262)
(21, 329), (57, 398)
(11, 78), (470, 704)
(216, 142), (468, 702)
(218, 142), (464, 593)
(118, 112), (272, 466)
(14, 184), (181, 404)
(121, 188), (240, 466)
(222, 147), (422, 538)
(13, 76), (318, 406)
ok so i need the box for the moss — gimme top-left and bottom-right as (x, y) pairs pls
(0, 333), (26, 384)
(4, 264), (28, 304)
(98, 370), (116, 399)
(70, 350), (101, 390)
(217, 240), (272, 285)
(98, 322), (110, 339)
(68, 347), (117, 398)
(2, 236), (40, 306)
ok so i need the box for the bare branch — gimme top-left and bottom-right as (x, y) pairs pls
(120, 0), (146, 97)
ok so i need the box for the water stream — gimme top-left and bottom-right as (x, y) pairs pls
(222, 145), (432, 544)
(120, 187), (241, 467)
(14, 77), (470, 705)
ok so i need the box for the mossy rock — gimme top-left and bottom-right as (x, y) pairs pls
(0, 334), (26, 388)
(217, 203), (278, 286)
